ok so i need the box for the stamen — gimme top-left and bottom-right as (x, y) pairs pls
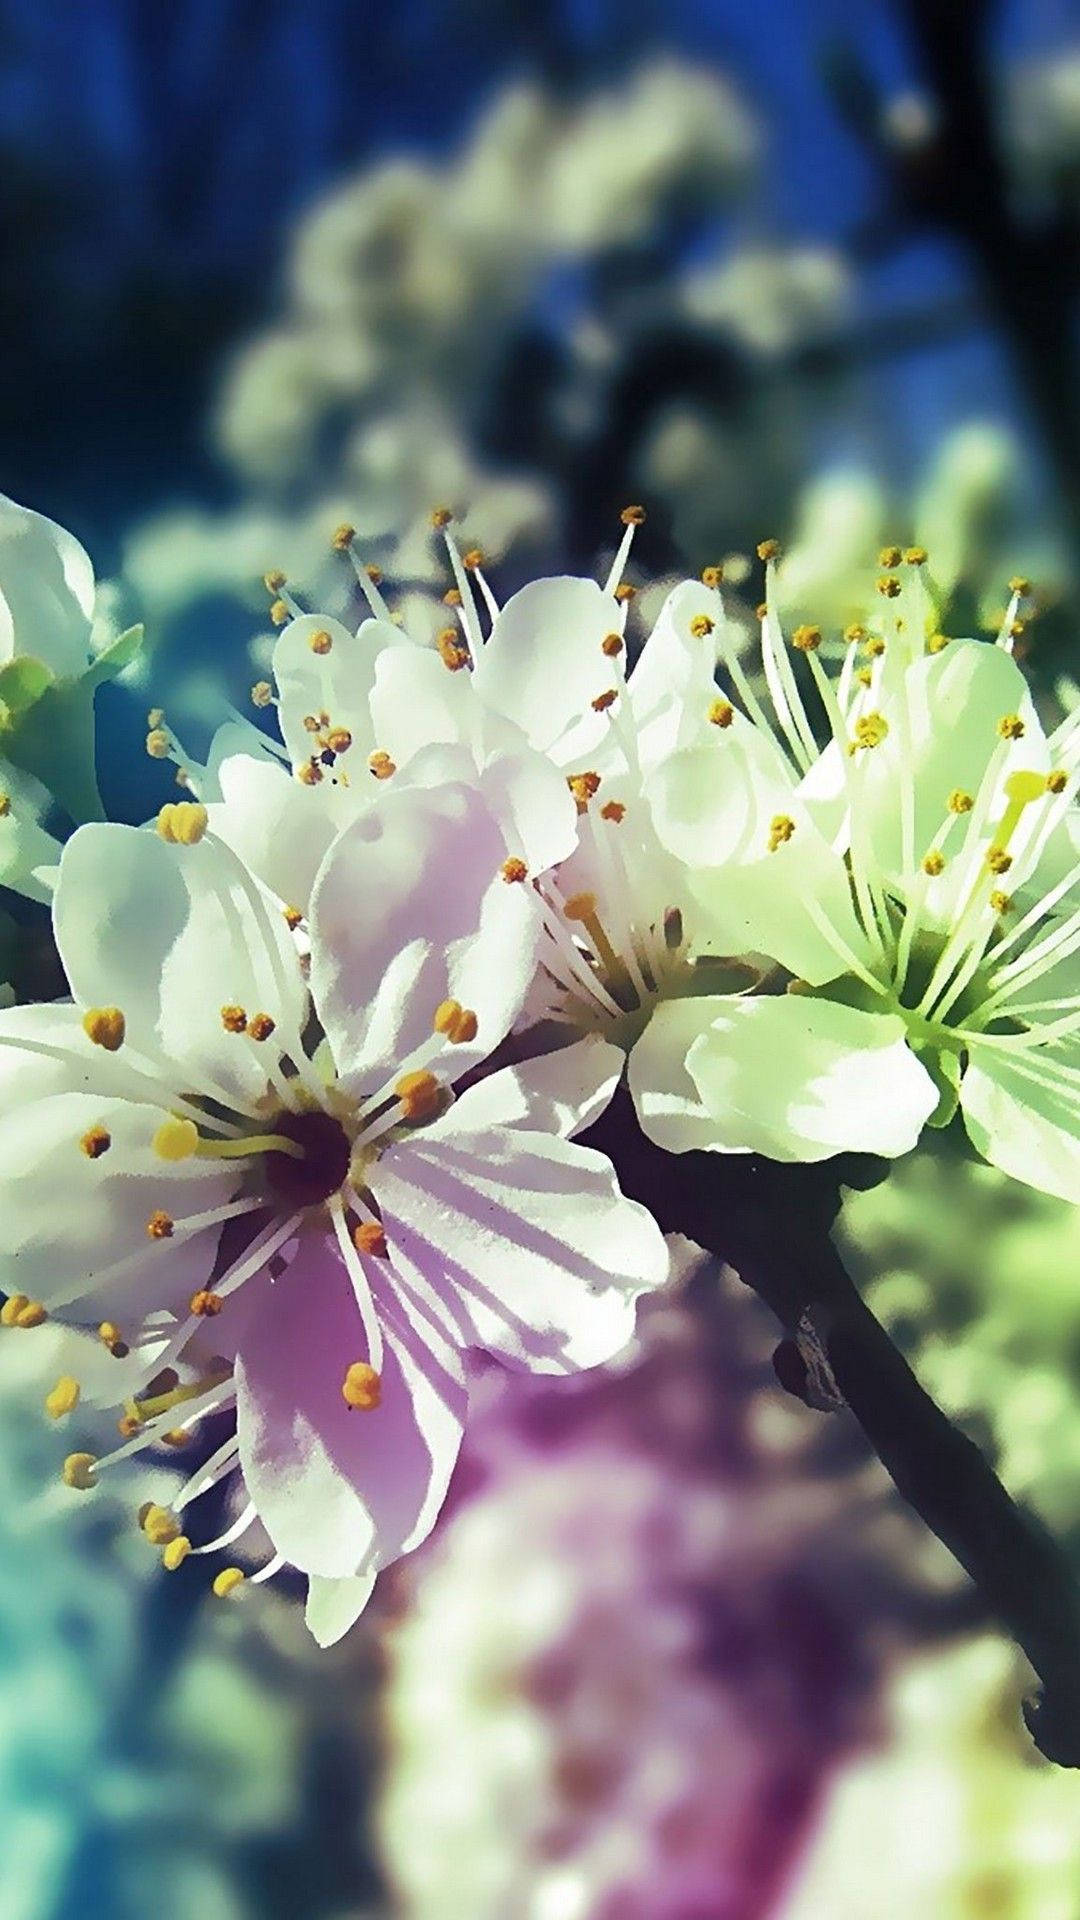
(146, 1210), (175, 1239)
(163, 1537), (191, 1570)
(156, 801), (209, 845)
(62, 1453), (97, 1490)
(369, 750), (397, 780)
(330, 1195), (384, 1376)
(394, 1070), (444, 1124)
(83, 1007), (126, 1051)
(342, 1361), (382, 1411)
(212, 1567), (246, 1598)
(45, 1376), (80, 1420)
(80, 1125), (111, 1158)
(768, 815), (796, 851)
(501, 857), (527, 883)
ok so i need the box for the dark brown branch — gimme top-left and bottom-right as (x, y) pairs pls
(586, 1091), (1080, 1767)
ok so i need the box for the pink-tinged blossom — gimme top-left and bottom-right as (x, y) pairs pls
(0, 783), (666, 1641)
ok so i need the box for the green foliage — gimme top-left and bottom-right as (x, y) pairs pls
(0, 625), (145, 826)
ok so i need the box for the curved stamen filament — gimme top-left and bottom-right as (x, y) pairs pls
(330, 1194), (384, 1376)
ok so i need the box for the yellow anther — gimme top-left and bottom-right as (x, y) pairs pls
(326, 727), (353, 755)
(154, 1116), (199, 1162)
(591, 688), (618, 712)
(843, 625), (867, 644)
(353, 1221), (388, 1260)
(368, 750), (397, 780)
(997, 713), (1025, 740)
(948, 789), (974, 814)
(709, 699), (735, 729)
(430, 506), (453, 528)
(989, 890), (1013, 915)
(45, 1376), (80, 1420)
(501, 857), (527, 883)
(98, 1322), (128, 1357)
(879, 545), (902, 568)
(302, 713), (321, 733)
(247, 1012), (276, 1042)
(221, 1004), (248, 1033)
(14, 1301), (46, 1328)
(162, 1536), (192, 1570)
(156, 801), (208, 845)
(142, 1504), (181, 1546)
(189, 1289), (223, 1317)
(600, 799), (626, 822)
(701, 565), (724, 589)
(613, 582), (636, 603)
(394, 1070), (444, 1124)
(876, 575), (901, 598)
(0, 1295), (28, 1326)
(161, 1428), (191, 1449)
(922, 850), (946, 877)
(791, 624), (821, 652)
(856, 668), (873, 687)
(147, 707), (165, 729)
(567, 771), (601, 813)
(689, 614), (715, 639)
(986, 847), (1013, 875)
(563, 891), (597, 921)
(1046, 770), (1068, 795)
(865, 636), (886, 658)
(433, 999), (479, 1044)
(1008, 575), (1031, 596)
(851, 711), (889, 752)
(146, 1210), (175, 1240)
(601, 631), (624, 657)
(269, 599), (290, 627)
(83, 1006), (126, 1052)
(462, 547), (484, 570)
(118, 1412), (143, 1438)
(0, 793), (10, 818)
(213, 1567), (246, 1598)
(264, 569), (287, 594)
(904, 546), (928, 565)
(80, 1125), (111, 1159)
(755, 601), (768, 621)
(756, 538), (781, 562)
(364, 563), (383, 584)
(442, 587), (463, 607)
(620, 504), (646, 525)
(331, 523), (356, 552)
(308, 628), (333, 656)
(768, 815), (796, 851)
(251, 680), (274, 709)
(283, 904), (303, 930)
(342, 1361), (382, 1410)
(927, 632), (950, 654)
(437, 629), (470, 671)
(62, 1452), (97, 1490)
(297, 760), (323, 785)
(146, 728), (171, 758)
(1004, 770), (1049, 806)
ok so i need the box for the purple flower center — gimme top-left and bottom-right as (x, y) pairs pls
(264, 1108), (351, 1210)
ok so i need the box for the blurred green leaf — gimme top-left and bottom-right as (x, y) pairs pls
(85, 622), (146, 689)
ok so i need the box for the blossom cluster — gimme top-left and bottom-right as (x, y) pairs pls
(0, 489), (1076, 1640)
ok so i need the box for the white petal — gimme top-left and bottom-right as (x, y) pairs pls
(273, 613), (405, 770)
(648, 722), (871, 984)
(375, 1124), (669, 1374)
(369, 644), (476, 766)
(0, 758), (63, 904)
(960, 1048), (1080, 1203)
(438, 1035), (625, 1138)
(234, 1226), (467, 1580)
(310, 780), (539, 1088)
(0, 1091), (239, 1314)
(472, 575), (622, 759)
(305, 1570), (377, 1647)
(0, 1001), (150, 1106)
(207, 748), (340, 910)
(627, 997), (742, 1153)
(55, 824), (309, 1108)
(628, 578), (724, 771)
(0, 495), (95, 678)
(684, 994), (939, 1160)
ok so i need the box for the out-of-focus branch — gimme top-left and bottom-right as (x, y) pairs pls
(826, 0), (1080, 560)
(587, 1091), (1080, 1768)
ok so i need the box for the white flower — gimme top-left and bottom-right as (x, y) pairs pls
(0, 755), (63, 903)
(0, 791), (666, 1641)
(195, 512), (754, 1153)
(642, 548), (1080, 1199)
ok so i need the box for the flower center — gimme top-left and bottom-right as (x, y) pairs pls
(262, 1108), (352, 1210)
